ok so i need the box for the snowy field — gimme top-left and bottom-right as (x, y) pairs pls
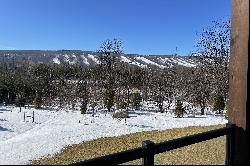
(0, 104), (227, 165)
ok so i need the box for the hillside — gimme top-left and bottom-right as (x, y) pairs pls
(0, 50), (201, 68)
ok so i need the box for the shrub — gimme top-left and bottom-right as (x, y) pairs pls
(103, 89), (115, 112)
(33, 93), (42, 109)
(15, 95), (26, 107)
(131, 92), (142, 110)
(174, 100), (185, 118)
(80, 99), (88, 114)
(116, 95), (127, 110)
(112, 110), (129, 118)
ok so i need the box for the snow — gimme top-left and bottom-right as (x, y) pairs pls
(120, 56), (132, 63)
(62, 54), (78, 64)
(135, 57), (166, 68)
(63, 54), (70, 63)
(168, 57), (197, 67)
(87, 54), (100, 64)
(183, 58), (198, 65)
(80, 54), (90, 65)
(71, 54), (78, 64)
(157, 57), (174, 67)
(174, 58), (197, 67)
(130, 61), (147, 68)
(120, 56), (147, 68)
(158, 57), (197, 68)
(0, 104), (227, 165)
(52, 56), (60, 64)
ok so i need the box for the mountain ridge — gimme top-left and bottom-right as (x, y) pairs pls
(0, 50), (200, 68)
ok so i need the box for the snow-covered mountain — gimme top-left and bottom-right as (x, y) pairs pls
(0, 50), (201, 68)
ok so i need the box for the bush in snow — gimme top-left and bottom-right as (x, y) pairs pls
(112, 110), (128, 118)
(103, 89), (115, 112)
(174, 100), (185, 118)
(33, 92), (42, 109)
(80, 98), (88, 114)
(131, 92), (142, 110)
(15, 94), (26, 107)
(116, 99), (127, 110)
(213, 95), (225, 114)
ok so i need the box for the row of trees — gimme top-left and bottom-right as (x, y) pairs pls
(0, 19), (229, 115)
(0, 56), (227, 115)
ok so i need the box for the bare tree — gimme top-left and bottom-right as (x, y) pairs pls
(195, 19), (230, 108)
(98, 38), (123, 112)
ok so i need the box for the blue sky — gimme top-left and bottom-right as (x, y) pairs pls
(0, 0), (230, 55)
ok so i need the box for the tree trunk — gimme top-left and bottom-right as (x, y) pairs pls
(200, 100), (206, 115)
(200, 107), (204, 115)
(159, 103), (163, 113)
(127, 87), (130, 108)
(80, 99), (87, 114)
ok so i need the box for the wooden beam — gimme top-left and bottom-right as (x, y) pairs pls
(228, 0), (248, 165)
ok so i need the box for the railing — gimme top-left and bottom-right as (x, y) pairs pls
(70, 123), (235, 165)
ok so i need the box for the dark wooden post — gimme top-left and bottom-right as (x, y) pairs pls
(225, 123), (235, 165)
(32, 111), (34, 123)
(228, 0), (248, 165)
(24, 112), (25, 122)
(142, 140), (155, 165)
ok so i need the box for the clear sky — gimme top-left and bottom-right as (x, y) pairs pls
(0, 0), (230, 55)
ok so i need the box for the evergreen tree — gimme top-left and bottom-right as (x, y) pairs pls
(15, 93), (26, 107)
(80, 96), (88, 114)
(78, 79), (89, 114)
(131, 91), (142, 110)
(213, 95), (225, 114)
(103, 89), (115, 112)
(34, 91), (42, 109)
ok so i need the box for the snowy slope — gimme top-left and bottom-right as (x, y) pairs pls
(120, 56), (132, 63)
(0, 105), (227, 165)
(0, 50), (204, 69)
(168, 57), (197, 67)
(87, 54), (100, 64)
(80, 54), (90, 65)
(135, 57), (166, 68)
(120, 56), (147, 68)
(52, 56), (60, 64)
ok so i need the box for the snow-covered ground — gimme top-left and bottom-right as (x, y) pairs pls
(0, 104), (227, 165)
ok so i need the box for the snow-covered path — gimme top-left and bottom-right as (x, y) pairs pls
(0, 106), (227, 165)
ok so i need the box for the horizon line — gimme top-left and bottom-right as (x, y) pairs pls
(0, 49), (193, 56)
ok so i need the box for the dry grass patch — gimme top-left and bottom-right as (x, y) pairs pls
(30, 125), (226, 165)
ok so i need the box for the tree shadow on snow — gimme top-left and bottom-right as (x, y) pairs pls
(184, 115), (207, 118)
(0, 126), (11, 132)
(0, 119), (7, 122)
(127, 124), (154, 129)
(128, 111), (152, 116)
(0, 108), (12, 112)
